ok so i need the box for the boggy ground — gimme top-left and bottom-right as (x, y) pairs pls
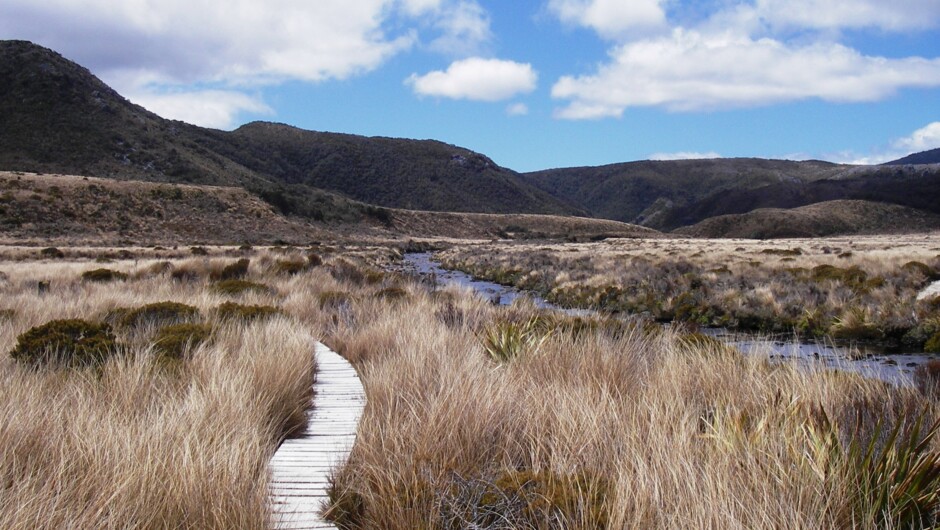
(437, 234), (940, 353)
(5, 242), (940, 529)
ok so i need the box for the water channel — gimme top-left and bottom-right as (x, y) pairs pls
(398, 252), (940, 384)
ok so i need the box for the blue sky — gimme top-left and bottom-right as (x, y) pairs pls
(2, 0), (939, 172)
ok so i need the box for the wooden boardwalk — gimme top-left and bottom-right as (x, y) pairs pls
(269, 341), (365, 530)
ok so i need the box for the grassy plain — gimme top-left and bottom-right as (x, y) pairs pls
(439, 234), (940, 351)
(3, 240), (940, 529)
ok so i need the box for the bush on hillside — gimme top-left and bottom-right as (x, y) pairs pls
(214, 302), (281, 322)
(152, 323), (212, 360)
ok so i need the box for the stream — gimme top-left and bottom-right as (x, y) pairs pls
(398, 252), (940, 384)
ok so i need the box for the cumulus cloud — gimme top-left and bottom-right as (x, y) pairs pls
(407, 58), (537, 101)
(552, 29), (940, 118)
(124, 89), (273, 130)
(548, 0), (667, 38)
(648, 151), (721, 161)
(893, 122), (940, 153)
(0, 0), (495, 125)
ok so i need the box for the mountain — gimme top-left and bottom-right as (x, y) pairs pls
(885, 148), (940, 166)
(674, 200), (940, 239)
(523, 158), (940, 231)
(0, 40), (579, 219)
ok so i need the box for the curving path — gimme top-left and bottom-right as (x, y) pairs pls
(269, 341), (365, 530)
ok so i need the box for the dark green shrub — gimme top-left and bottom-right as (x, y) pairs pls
(812, 264), (868, 287)
(306, 253), (323, 268)
(761, 248), (802, 256)
(903, 261), (938, 280)
(152, 323), (212, 360)
(211, 279), (272, 296)
(40, 247), (64, 259)
(82, 268), (129, 283)
(121, 301), (200, 328)
(10, 319), (117, 367)
(214, 302), (281, 322)
(190, 246), (208, 256)
(925, 333), (940, 354)
(215, 258), (250, 281)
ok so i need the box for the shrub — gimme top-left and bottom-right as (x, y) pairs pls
(40, 247), (64, 259)
(306, 253), (323, 268)
(190, 246), (209, 256)
(152, 323), (212, 360)
(121, 301), (200, 328)
(903, 261), (937, 280)
(81, 268), (129, 283)
(215, 258), (250, 281)
(211, 279), (272, 296)
(329, 260), (366, 285)
(214, 302), (281, 322)
(10, 319), (117, 367)
(145, 261), (174, 277)
(925, 332), (940, 354)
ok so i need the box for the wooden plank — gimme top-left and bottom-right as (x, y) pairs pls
(269, 340), (364, 530)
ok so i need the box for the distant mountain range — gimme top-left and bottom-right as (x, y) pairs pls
(1, 39), (938, 240)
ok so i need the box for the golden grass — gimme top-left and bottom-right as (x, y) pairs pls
(0, 250), (316, 529)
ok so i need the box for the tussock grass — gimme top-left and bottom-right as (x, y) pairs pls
(301, 255), (940, 528)
(0, 251), (316, 529)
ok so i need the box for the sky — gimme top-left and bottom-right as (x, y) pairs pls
(1, 0), (939, 172)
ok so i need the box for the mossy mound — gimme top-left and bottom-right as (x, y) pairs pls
(10, 319), (117, 367)
(210, 279), (272, 296)
(214, 302), (281, 322)
(81, 268), (129, 283)
(121, 301), (200, 328)
(152, 323), (212, 360)
(39, 247), (64, 259)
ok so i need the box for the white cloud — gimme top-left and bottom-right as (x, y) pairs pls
(548, 0), (666, 39)
(428, 1), (493, 55)
(648, 151), (721, 161)
(893, 122), (940, 153)
(0, 0), (494, 125)
(824, 122), (940, 165)
(751, 0), (940, 32)
(552, 29), (940, 118)
(124, 89), (273, 130)
(506, 102), (530, 116)
(407, 58), (537, 101)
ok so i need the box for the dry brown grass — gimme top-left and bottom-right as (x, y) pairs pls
(0, 249), (317, 529)
(308, 272), (940, 529)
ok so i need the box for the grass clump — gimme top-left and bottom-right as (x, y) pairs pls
(121, 301), (200, 328)
(273, 258), (307, 276)
(152, 323), (212, 360)
(10, 319), (117, 367)
(81, 268), (129, 283)
(211, 279), (272, 296)
(903, 261), (938, 281)
(215, 258), (250, 281)
(480, 317), (548, 363)
(214, 302), (281, 322)
(318, 291), (352, 310)
(374, 286), (409, 302)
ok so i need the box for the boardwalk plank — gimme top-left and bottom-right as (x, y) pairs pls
(269, 341), (364, 530)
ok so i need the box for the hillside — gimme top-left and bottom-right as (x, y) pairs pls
(0, 171), (325, 245)
(674, 200), (940, 239)
(524, 158), (940, 230)
(886, 148), (940, 166)
(0, 40), (577, 218)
